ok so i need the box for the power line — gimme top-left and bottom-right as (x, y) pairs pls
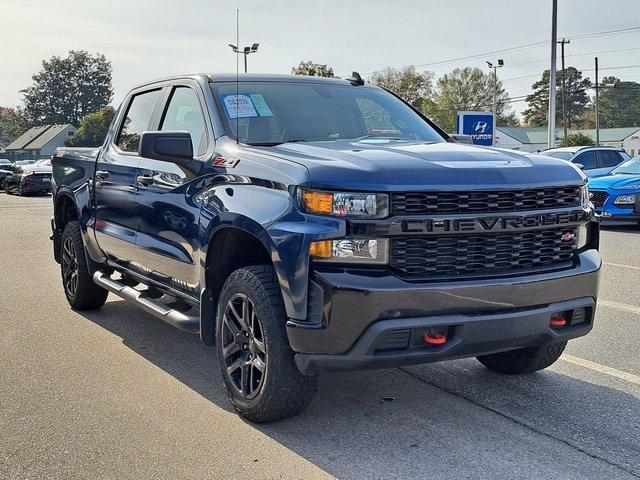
(358, 25), (640, 76)
(504, 46), (640, 69)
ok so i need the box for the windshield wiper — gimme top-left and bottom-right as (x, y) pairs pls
(246, 139), (307, 147)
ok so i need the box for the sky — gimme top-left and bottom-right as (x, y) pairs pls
(1, 0), (639, 117)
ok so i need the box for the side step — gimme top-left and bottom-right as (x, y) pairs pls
(93, 271), (200, 334)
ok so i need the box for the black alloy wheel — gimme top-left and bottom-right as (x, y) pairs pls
(222, 293), (267, 400)
(62, 235), (79, 298)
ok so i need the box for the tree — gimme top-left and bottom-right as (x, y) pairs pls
(291, 61), (334, 77)
(523, 67), (591, 128)
(560, 132), (594, 147)
(0, 107), (30, 145)
(370, 66), (433, 108)
(420, 67), (517, 133)
(597, 76), (640, 128)
(65, 107), (115, 147)
(21, 50), (113, 127)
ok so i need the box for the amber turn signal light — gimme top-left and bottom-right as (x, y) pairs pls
(309, 240), (333, 258)
(302, 190), (333, 215)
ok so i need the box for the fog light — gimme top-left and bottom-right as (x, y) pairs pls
(310, 239), (388, 264)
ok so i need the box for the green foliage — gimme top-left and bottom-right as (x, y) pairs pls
(560, 132), (594, 147)
(0, 107), (30, 145)
(65, 107), (116, 147)
(597, 77), (640, 128)
(21, 50), (113, 127)
(370, 66), (432, 108)
(421, 67), (517, 133)
(523, 67), (591, 128)
(291, 61), (334, 77)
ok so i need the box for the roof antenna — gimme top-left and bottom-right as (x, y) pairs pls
(235, 8), (239, 144)
(346, 71), (365, 86)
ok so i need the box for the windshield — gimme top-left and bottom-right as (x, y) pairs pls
(543, 151), (574, 160)
(612, 156), (640, 175)
(211, 81), (445, 146)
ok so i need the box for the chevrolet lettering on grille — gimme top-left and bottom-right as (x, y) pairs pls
(401, 212), (582, 234)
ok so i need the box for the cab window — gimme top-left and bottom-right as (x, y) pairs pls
(116, 89), (162, 152)
(573, 151), (597, 169)
(598, 150), (624, 168)
(160, 87), (208, 155)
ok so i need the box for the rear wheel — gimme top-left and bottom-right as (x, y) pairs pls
(216, 265), (317, 422)
(60, 221), (109, 310)
(476, 341), (567, 374)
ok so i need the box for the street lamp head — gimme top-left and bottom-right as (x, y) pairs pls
(244, 46), (251, 53)
(228, 44), (238, 52)
(486, 61), (493, 68)
(251, 43), (259, 52)
(497, 59), (504, 67)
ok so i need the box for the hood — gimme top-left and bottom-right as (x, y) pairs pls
(21, 165), (52, 175)
(247, 141), (585, 191)
(589, 173), (640, 190)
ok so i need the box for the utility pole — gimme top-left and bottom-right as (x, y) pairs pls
(558, 38), (570, 144)
(595, 56), (600, 146)
(548, 0), (558, 149)
(486, 59), (504, 146)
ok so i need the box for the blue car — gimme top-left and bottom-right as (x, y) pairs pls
(589, 156), (640, 225)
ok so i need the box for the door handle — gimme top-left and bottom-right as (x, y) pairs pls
(136, 173), (154, 186)
(95, 169), (110, 180)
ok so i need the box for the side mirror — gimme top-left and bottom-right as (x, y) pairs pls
(448, 134), (473, 144)
(574, 163), (585, 170)
(139, 131), (193, 164)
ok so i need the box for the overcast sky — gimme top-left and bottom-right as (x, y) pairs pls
(2, 0), (639, 116)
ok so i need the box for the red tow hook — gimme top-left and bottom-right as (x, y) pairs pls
(550, 314), (567, 328)
(423, 332), (447, 346)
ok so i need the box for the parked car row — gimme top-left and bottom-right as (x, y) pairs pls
(0, 158), (53, 195)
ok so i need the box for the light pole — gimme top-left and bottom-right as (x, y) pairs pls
(486, 59), (504, 146)
(228, 43), (260, 73)
(558, 38), (570, 143)
(548, 0), (558, 149)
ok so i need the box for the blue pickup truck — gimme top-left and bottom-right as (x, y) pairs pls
(51, 73), (601, 422)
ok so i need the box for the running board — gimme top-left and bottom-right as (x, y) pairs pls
(93, 271), (200, 334)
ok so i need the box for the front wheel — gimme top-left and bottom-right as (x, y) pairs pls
(216, 265), (317, 422)
(60, 221), (109, 310)
(476, 341), (567, 374)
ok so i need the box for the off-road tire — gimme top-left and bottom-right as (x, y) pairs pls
(216, 265), (317, 422)
(61, 221), (109, 310)
(477, 341), (567, 374)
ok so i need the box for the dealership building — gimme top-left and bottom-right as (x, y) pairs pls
(495, 126), (640, 156)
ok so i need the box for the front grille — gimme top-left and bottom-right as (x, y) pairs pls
(589, 190), (609, 208)
(391, 187), (581, 216)
(390, 229), (577, 279)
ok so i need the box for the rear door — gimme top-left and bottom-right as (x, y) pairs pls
(134, 83), (211, 292)
(94, 88), (163, 264)
(597, 150), (625, 175)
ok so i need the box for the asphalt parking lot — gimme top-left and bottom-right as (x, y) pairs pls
(0, 192), (638, 480)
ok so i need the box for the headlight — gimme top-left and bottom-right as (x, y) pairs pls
(310, 239), (388, 264)
(299, 189), (389, 219)
(580, 185), (590, 208)
(614, 194), (637, 205)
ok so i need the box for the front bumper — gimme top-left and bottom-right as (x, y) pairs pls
(288, 249), (601, 374)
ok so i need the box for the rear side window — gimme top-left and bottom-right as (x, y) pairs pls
(116, 89), (162, 152)
(598, 150), (624, 168)
(573, 151), (597, 169)
(160, 87), (208, 155)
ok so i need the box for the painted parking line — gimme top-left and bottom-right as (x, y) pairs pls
(604, 262), (640, 271)
(561, 354), (640, 386)
(598, 299), (640, 315)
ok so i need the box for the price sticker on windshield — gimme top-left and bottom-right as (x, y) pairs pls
(222, 94), (258, 119)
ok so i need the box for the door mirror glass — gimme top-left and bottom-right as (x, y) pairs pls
(138, 131), (193, 164)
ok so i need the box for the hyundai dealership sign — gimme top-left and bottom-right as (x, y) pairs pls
(457, 111), (495, 146)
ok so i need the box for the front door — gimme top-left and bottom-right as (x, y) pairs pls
(134, 85), (210, 293)
(94, 88), (163, 264)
